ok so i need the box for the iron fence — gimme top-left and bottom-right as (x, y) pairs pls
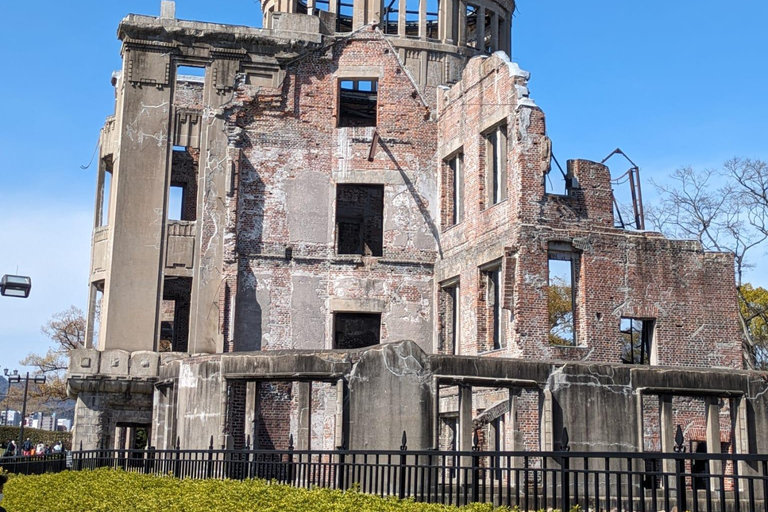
(0, 453), (67, 475)
(6, 429), (768, 511)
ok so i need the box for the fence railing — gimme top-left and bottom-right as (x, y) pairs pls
(6, 430), (768, 512)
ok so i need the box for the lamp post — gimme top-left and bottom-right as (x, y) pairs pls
(5, 369), (45, 452)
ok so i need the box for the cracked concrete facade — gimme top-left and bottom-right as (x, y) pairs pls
(70, 0), (754, 463)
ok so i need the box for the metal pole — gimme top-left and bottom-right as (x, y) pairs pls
(18, 372), (30, 451)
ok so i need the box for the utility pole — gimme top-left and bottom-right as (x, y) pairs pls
(5, 369), (46, 452)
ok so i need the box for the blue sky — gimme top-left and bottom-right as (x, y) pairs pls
(1, 0), (767, 369)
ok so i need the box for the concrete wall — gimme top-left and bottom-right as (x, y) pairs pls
(70, 342), (768, 454)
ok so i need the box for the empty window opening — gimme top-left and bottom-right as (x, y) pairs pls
(334, 313), (381, 349)
(338, 80), (378, 128)
(170, 148), (198, 221)
(338, 0), (354, 31)
(479, 263), (505, 351)
(484, 124), (507, 207)
(382, 0), (399, 34)
(483, 9), (493, 52)
(465, 4), (478, 47)
(336, 184), (383, 256)
(168, 186), (184, 221)
(87, 281), (104, 350)
(115, 423), (150, 451)
(439, 280), (460, 355)
(442, 151), (463, 227)
(548, 245), (578, 346)
(426, 0), (439, 39)
(620, 318), (654, 364)
(176, 65), (206, 79)
(545, 154), (569, 195)
(96, 159), (113, 227)
(160, 277), (192, 352)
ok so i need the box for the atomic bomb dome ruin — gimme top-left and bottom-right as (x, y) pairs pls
(68, 0), (768, 466)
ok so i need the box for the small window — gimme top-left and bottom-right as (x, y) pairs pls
(442, 151), (464, 228)
(168, 185), (184, 221)
(620, 318), (654, 364)
(176, 65), (206, 79)
(334, 313), (381, 349)
(484, 124), (507, 207)
(548, 244), (579, 346)
(336, 184), (384, 256)
(97, 167), (113, 227)
(439, 280), (460, 355)
(338, 80), (378, 128)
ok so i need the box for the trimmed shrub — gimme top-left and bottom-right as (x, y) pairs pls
(1, 468), (515, 512)
(0, 427), (71, 450)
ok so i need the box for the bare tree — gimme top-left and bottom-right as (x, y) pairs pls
(17, 306), (86, 404)
(646, 159), (768, 367)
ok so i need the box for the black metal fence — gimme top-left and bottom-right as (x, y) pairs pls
(0, 453), (67, 475)
(6, 430), (768, 512)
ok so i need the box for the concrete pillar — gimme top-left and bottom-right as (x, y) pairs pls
(245, 381), (259, 447)
(733, 397), (749, 493)
(458, 384), (473, 485)
(160, 0), (176, 19)
(540, 389), (553, 451)
(457, 0), (466, 46)
(706, 397), (722, 491)
(458, 384), (473, 451)
(659, 395), (675, 482)
(398, 0), (406, 36)
(490, 11), (499, 52)
(307, 0), (315, 13)
(296, 381), (312, 450)
(476, 5), (485, 50)
(102, 46), (173, 352)
(334, 379), (345, 448)
(418, 0), (426, 39)
(441, 0), (455, 43)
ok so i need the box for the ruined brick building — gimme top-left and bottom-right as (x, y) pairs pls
(69, 0), (768, 468)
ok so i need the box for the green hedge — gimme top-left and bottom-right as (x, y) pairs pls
(0, 426), (71, 451)
(0, 468), (524, 512)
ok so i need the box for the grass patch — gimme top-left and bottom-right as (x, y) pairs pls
(0, 468), (513, 512)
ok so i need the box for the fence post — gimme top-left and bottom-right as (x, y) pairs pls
(336, 442), (346, 491)
(75, 441), (83, 471)
(471, 429), (480, 504)
(674, 425), (687, 512)
(398, 431), (408, 500)
(241, 436), (250, 481)
(207, 436), (214, 478)
(560, 427), (571, 511)
(174, 437), (182, 478)
(286, 434), (294, 484)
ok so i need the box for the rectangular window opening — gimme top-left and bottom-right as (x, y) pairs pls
(484, 124), (507, 207)
(338, 80), (378, 128)
(466, 4), (478, 47)
(336, 184), (383, 256)
(160, 277), (192, 352)
(98, 168), (113, 227)
(382, 0), (399, 34)
(620, 318), (654, 364)
(334, 313), (381, 349)
(479, 263), (505, 351)
(443, 151), (464, 227)
(176, 65), (206, 79)
(337, 0), (354, 31)
(426, 0), (439, 39)
(439, 280), (460, 355)
(548, 246), (577, 346)
(168, 185), (184, 221)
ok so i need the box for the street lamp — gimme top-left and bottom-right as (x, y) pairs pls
(5, 369), (45, 452)
(0, 275), (32, 298)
